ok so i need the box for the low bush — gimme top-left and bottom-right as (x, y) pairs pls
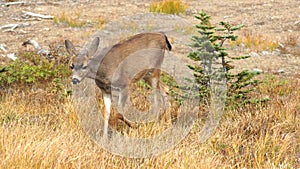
(0, 50), (71, 93)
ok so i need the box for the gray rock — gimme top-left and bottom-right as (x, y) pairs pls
(261, 51), (271, 56)
(249, 51), (260, 57)
(271, 49), (281, 56)
(253, 68), (263, 73)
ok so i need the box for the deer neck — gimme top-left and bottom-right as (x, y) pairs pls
(86, 62), (98, 80)
(86, 46), (112, 80)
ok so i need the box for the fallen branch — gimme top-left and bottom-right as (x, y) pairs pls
(0, 44), (7, 53)
(14, 18), (42, 22)
(22, 11), (54, 19)
(2, 1), (25, 7)
(22, 40), (52, 59)
(0, 44), (18, 61)
(0, 23), (31, 32)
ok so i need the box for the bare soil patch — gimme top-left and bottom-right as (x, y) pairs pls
(0, 0), (300, 78)
(0, 0), (299, 78)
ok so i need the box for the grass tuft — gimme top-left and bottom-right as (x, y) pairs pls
(230, 30), (279, 52)
(53, 11), (87, 28)
(150, 0), (188, 15)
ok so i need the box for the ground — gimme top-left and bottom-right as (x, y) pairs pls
(0, 0), (300, 78)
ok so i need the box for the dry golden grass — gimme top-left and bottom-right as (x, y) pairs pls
(150, 0), (188, 15)
(231, 30), (279, 52)
(53, 11), (106, 29)
(0, 75), (299, 168)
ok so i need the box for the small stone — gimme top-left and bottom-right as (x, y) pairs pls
(0, 44), (7, 52)
(7, 53), (17, 61)
(249, 51), (260, 57)
(278, 43), (285, 49)
(253, 68), (263, 73)
(278, 69), (285, 73)
(271, 49), (281, 56)
(261, 51), (271, 56)
(43, 27), (50, 31)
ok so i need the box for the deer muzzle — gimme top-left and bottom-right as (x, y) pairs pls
(72, 78), (80, 85)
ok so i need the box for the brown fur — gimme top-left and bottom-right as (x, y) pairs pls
(95, 32), (171, 94)
(66, 32), (172, 136)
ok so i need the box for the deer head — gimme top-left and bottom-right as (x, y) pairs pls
(65, 37), (100, 84)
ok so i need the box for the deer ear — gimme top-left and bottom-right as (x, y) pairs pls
(87, 37), (100, 58)
(65, 40), (77, 56)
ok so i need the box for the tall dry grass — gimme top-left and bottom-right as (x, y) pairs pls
(0, 75), (299, 168)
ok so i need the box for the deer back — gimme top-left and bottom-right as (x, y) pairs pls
(95, 32), (171, 93)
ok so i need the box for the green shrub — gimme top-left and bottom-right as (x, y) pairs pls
(0, 51), (71, 91)
(150, 0), (187, 15)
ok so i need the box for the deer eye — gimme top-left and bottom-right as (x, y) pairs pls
(82, 65), (88, 69)
(70, 64), (74, 69)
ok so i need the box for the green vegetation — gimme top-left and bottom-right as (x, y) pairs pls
(188, 11), (269, 108)
(0, 53), (64, 84)
(0, 50), (71, 94)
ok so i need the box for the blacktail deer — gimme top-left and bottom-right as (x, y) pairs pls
(65, 32), (172, 137)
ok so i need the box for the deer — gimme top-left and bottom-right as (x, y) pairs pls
(65, 32), (172, 138)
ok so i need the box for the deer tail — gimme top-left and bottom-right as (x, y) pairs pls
(164, 34), (172, 51)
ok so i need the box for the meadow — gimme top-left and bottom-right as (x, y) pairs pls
(0, 73), (299, 168)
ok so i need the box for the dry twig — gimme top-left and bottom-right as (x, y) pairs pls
(2, 1), (25, 7)
(0, 23), (31, 32)
(22, 11), (54, 19)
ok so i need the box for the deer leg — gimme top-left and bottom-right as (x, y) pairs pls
(150, 69), (165, 119)
(102, 92), (111, 138)
(144, 70), (170, 122)
(118, 86), (129, 113)
(115, 112), (137, 128)
(117, 87), (137, 127)
(159, 81), (171, 123)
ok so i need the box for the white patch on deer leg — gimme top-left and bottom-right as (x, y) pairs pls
(118, 92), (122, 111)
(103, 93), (111, 137)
